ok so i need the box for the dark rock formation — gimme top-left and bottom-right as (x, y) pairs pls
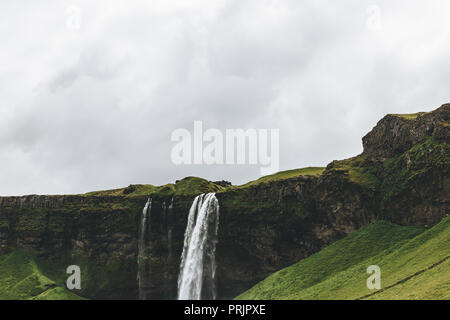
(362, 103), (449, 159)
(0, 104), (448, 300)
(213, 180), (232, 188)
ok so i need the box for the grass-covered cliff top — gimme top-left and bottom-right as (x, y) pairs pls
(324, 156), (379, 189)
(389, 112), (428, 120)
(84, 176), (226, 198)
(82, 167), (326, 198)
(232, 167), (325, 189)
(3, 104), (446, 199)
(237, 216), (450, 300)
(84, 184), (159, 197)
(80, 103), (446, 197)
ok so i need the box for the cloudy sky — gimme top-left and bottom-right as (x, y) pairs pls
(1, 0), (449, 195)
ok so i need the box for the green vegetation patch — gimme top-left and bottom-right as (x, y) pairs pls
(233, 167), (325, 189)
(236, 217), (450, 300)
(85, 168), (325, 198)
(84, 184), (159, 197)
(327, 156), (379, 189)
(389, 112), (428, 120)
(83, 177), (225, 198)
(0, 250), (84, 300)
(380, 136), (450, 202)
(173, 176), (226, 196)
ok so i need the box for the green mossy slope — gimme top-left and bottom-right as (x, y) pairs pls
(83, 176), (225, 198)
(0, 250), (84, 300)
(233, 167), (325, 189)
(237, 217), (450, 300)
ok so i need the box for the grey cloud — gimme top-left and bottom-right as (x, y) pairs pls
(0, 1), (450, 195)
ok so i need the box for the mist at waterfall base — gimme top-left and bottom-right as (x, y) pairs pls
(178, 193), (220, 300)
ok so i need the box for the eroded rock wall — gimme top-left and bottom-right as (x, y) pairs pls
(0, 104), (448, 299)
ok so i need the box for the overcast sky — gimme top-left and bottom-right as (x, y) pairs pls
(1, 1), (449, 196)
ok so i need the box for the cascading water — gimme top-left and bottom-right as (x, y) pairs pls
(137, 197), (152, 300)
(178, 193), (220, 300)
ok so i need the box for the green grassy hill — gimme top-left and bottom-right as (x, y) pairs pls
(237, 217), (450, 300)
(0, 250), (84, 300)
(83, 176), (226, 198)
(233, 167), (325, 189)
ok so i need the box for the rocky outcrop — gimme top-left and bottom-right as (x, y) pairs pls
(0, 104), (448, 300)
(362, 103), (449, 159)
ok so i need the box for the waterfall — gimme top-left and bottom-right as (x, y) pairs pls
(137, 197), (152, 300)
(178, 193), (220, 300)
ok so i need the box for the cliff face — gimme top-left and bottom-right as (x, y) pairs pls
(362, 104), (449, 159)
(0, 104), (448, 300)
(362, 104), (449, 226)
(0, 195), (141, 299)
